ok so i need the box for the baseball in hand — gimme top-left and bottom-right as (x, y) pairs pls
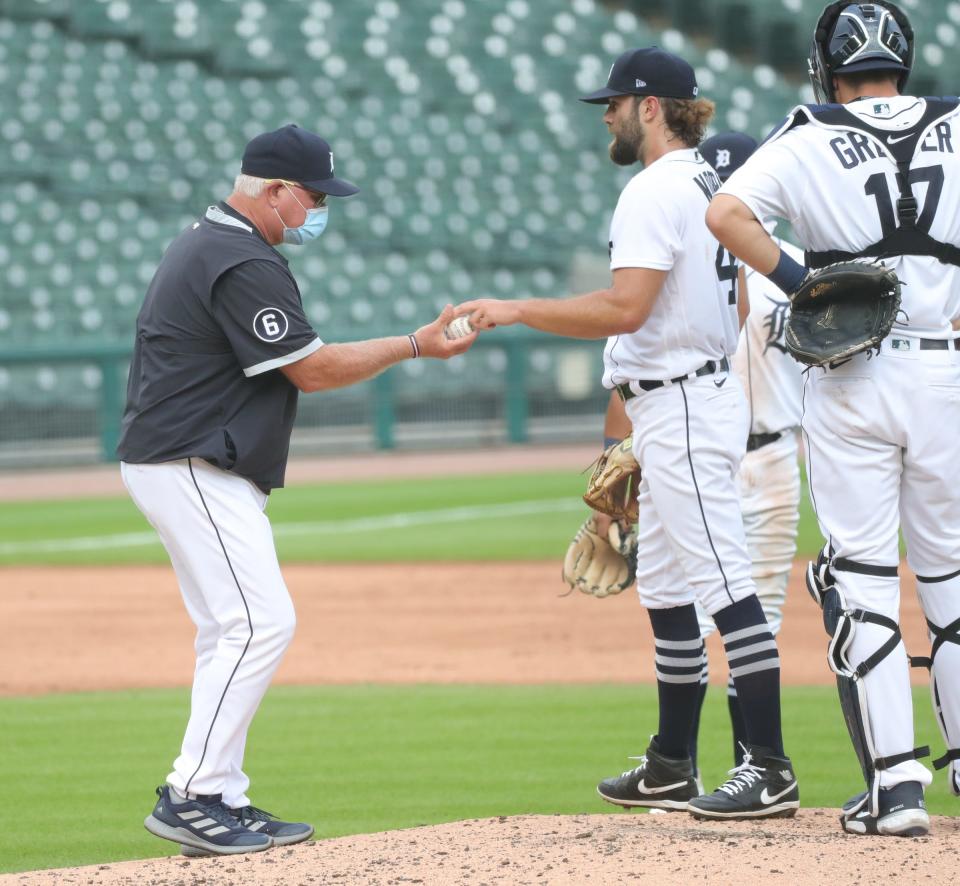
(444, 316), (474, 340)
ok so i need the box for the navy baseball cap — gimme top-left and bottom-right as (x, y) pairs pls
(241, 124), (359, 196)
(699, 132), (759, 182)
(580, 46), (699, 104)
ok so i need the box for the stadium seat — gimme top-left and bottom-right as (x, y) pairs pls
(5, 0), (959, 452)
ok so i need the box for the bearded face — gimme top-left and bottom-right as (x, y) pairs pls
(608, 97), (645, 166)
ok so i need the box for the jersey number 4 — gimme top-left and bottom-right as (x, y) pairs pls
(864, 165), (944, 234)
(715, 245), (738, 305)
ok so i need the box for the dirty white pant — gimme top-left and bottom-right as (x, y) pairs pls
(121, 458), (296, 805)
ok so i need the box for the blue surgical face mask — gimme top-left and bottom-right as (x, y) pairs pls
(275, 184), (329, 245)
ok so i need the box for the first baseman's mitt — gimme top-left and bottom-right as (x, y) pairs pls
(562, 516), (638, 598)
(785, 261), (901, 367)
(582, 437), (640, 523)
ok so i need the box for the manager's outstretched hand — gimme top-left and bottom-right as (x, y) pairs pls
(455, 298), (523, 330)
(415, 304), (479, 358)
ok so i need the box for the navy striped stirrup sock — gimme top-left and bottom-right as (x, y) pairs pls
(714, 595), (784, 756)
(648, 604), (704, 760)
(727, 676), (748, 765)
(688, 666), (709, 770)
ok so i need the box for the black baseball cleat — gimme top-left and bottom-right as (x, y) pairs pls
(597, 739), (700, 810)
(840, 781), (930, 837)
(687, 745), (799, 820)
(180, 803), (314, 857)
(144, 785), (273, 855)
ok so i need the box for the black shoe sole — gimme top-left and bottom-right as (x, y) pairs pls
(688, 803), (799, 821)
(597, 787), (694, 811)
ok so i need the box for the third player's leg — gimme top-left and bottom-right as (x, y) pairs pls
(738, 433), (801, 635)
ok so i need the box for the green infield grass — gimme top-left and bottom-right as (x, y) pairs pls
(0, 469), (825, 566)
(0, 683), (952, 874)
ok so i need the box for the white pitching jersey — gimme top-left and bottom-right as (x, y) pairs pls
(721, 96), (960, 336)
(602, 147), (741, 385)
(733, 238), (805, 435)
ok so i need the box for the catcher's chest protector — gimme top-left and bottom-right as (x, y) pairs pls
(779, 99), (960, 269)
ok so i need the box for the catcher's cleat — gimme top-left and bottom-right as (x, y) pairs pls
(840, 781), (929, 837)
(597, 739), (700, 810)
(687, 745), (799, 820)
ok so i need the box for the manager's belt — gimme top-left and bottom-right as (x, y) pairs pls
(615, 357), (730, 401)
(746, 431), (782, 452)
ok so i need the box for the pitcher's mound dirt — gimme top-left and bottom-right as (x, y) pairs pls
(4, 810), (958, 886)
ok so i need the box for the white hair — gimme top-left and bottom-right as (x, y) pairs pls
(233, 173), (269, 197)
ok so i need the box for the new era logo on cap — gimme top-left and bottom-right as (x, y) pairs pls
(581, 46), (699, 104)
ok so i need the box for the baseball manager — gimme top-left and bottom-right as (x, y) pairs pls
(117, 123), (476, 857)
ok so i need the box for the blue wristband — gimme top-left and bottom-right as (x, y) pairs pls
(766, 250), (807, 295)
(603, 436), (623, 449)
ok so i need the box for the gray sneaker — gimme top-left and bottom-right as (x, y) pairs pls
(597, 739), (700, 811)
(144, 786), (273, 856)
(181, 803), (313, 857)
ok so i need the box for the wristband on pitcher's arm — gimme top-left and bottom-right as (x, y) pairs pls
(766, 250), (807, 295)
(603, 436), (623, 449)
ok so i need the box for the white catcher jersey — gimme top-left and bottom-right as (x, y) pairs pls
(732, 238), (805, 435)
(603, 147), (740, 385)
(721, 96), (960, 336)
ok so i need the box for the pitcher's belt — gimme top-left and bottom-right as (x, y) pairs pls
(615, 357), (730, 401)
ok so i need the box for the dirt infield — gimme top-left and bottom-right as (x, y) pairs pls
(1, 561), (946, 882)
(3, 810), (958, 885)
(0, 560), (935, 694)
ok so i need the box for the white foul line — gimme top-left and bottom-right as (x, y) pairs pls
(0, 498), (582, 556)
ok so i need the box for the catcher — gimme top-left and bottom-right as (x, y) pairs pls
(707, 0), (960, 837)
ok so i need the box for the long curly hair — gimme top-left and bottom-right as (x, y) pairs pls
(662, 97), (716, 147)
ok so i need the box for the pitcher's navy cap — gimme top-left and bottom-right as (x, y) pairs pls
(699, 132), (759, 182)
(580, 46), (699, 103)
(241, 124), (359, 196)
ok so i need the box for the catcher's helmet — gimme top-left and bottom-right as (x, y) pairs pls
(808, 2), (914, 103)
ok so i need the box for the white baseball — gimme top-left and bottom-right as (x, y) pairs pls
(444, 316), (474, 340)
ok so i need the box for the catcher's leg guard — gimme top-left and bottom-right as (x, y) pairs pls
(915, 570), (960, 795)
(807, 553), (929, 817)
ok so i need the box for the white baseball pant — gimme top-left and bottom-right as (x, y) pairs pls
(802, 338), (960, 790)
(626, 372), (755, 615)
(121, 458), (296, 806)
